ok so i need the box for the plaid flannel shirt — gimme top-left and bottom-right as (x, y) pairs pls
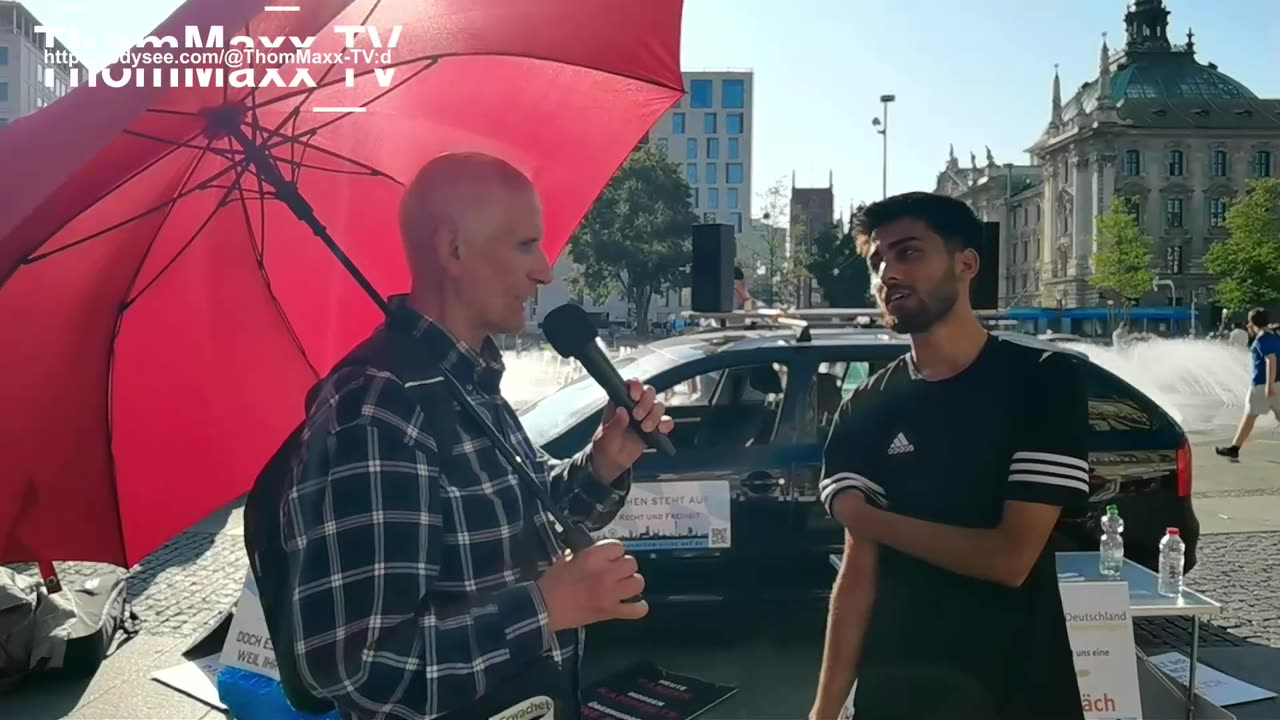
(282, 297), (630, 719)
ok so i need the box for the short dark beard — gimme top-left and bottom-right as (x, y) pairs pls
(880, 269), (960, 334)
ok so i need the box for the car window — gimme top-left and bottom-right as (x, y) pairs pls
(1083, 363), (1169, 432)
(662, 369), (725, 407)
(811, 360), (890, 438)
(657, 362), (789, 450)
(519, 342), (709, 446)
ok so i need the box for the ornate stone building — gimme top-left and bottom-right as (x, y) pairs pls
(934, 146), (1043, 306)
(940, 0), (1280, 310)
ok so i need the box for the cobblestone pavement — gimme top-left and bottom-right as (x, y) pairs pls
(7, 528), (1279, 654)
(1147, 531), (1280, 649)
(8, 530), (247, 639)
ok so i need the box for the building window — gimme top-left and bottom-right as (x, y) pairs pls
(703, 212), (717, 223)
(1209, 197), (1228, 227)
(727, 137), (739, 160)
(707, 137), (719, 159)
(656, 137), (668, 154)
(727, 113), (744, 134)
(0, 47), (8, 66)
(706, 188), (719, 209)
(1168, 149), (1184, 177)
(726, 163), (744, 184)
(0, 82), (7, 102)
(690, 79), (713, 108)
(729, 211), (743, 233)
(686, 138), (697, 159)
(1123, 149), (1141, 176)
(704, 112), (717, 134)
(727, 187), (739, 209)
(690, 188), (698, 208)
(706, 163), (717, 183)
(1255, 150), (1273, 177)
(672, 113), (685, 134)
(1166, 245), (1184, 274)
(1212, 150), (1228, 177)
(686, 163), (698, 184)
(722, 79), (745, 109)
(1166, 198), (1184, 228)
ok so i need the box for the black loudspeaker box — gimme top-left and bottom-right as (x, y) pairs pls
(691, 223), (736, 313)
(971, 221), (1000, 310)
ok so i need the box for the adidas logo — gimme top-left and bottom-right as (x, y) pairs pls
(887, 432), (914, 455)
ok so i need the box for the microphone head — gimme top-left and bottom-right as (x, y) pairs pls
(542, 303), (600, 358)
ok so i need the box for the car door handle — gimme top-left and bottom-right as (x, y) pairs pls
(741, 472), (784, 492)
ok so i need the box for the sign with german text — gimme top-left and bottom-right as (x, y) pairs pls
(582, 662), (737, 720)
(1061, 581), (1143, 720)
(591, 481), (731, 551)
(218, 571), (280, 680)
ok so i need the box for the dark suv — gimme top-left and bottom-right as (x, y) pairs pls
(520, 323), (1200, 603)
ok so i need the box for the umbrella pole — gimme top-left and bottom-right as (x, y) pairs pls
(228, 127), (390, 315)
(38, 560), (62, 594)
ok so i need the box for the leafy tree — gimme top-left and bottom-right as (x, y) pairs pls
(753, 177), (811, 308)
(1204, 178), (1280, 312)
(1091, 195), (1155, 305)
(805, 203), (871, 307)
(567, 147), (698, 335)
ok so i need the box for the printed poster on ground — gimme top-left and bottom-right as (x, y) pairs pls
(592, 480), (731, 551)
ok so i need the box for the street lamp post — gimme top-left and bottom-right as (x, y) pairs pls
(872, 94), (896, 199)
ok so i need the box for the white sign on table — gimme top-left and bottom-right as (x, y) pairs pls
(1061, 581), (1144, 720)
(219, 570), (281, 680)
(1149, 652), (1278, 708)
(591, 480), (731, 551)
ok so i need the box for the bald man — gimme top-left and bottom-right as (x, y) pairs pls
(282, 153), (672, 720)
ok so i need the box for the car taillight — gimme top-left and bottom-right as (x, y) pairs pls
(1177, 436), (1192, 497)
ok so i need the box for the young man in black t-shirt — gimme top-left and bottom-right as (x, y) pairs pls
(810, 193), (1088, 720)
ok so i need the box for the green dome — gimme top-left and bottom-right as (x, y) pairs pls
(1106, 56), (1257, 102)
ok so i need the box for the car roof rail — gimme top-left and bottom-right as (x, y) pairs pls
(682, 307), (1020, 340)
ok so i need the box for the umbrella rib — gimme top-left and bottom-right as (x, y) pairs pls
(248, 53), (441, 115)
(121, 162), (252, 312)
(12, 129), (209, 272)
(228, 151), (320, 380)
(295, 58), (440, 138)
(23, 161), (245, 265)
(122, 129), (243, 158)
(244, 126), (403, 186)
(265, 154), (382, 177)
(264, 0), (386, 141)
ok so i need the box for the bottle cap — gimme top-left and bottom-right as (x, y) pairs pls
(1106, 504), (1118, 514)
(1167, 527), (1180, 535)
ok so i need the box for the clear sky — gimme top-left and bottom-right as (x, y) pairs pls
(25, 0), (1280, 219)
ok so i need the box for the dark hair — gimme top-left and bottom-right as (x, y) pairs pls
(1248, 307), (1270, 328)
(734, 266), (745, 280)
(855, 191), (983, 257)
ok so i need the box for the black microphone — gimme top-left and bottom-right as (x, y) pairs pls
(542, 304), (676, 457)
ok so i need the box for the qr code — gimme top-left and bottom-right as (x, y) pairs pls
(710, 527), (728, 546)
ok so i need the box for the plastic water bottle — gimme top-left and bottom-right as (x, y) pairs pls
(1158, 527), (1185, 597)
(1098, 505), (1124, 577)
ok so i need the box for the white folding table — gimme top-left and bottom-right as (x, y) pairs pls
(1056, 551), (1222, 720)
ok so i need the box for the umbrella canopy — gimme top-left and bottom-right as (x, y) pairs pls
(0, 0), (684, 568)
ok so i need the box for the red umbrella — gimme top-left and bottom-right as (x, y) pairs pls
(0, 0), (684, 571)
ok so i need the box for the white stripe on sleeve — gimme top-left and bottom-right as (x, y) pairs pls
(1011, 451), (1089, 471)
(1008, 451), (1090, 493)
(1007, 473), (1089, 493)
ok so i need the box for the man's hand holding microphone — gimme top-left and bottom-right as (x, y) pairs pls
(535, 377), (672, 628)
(534, 303), (677, 629)
(537, 539), (649, 629)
